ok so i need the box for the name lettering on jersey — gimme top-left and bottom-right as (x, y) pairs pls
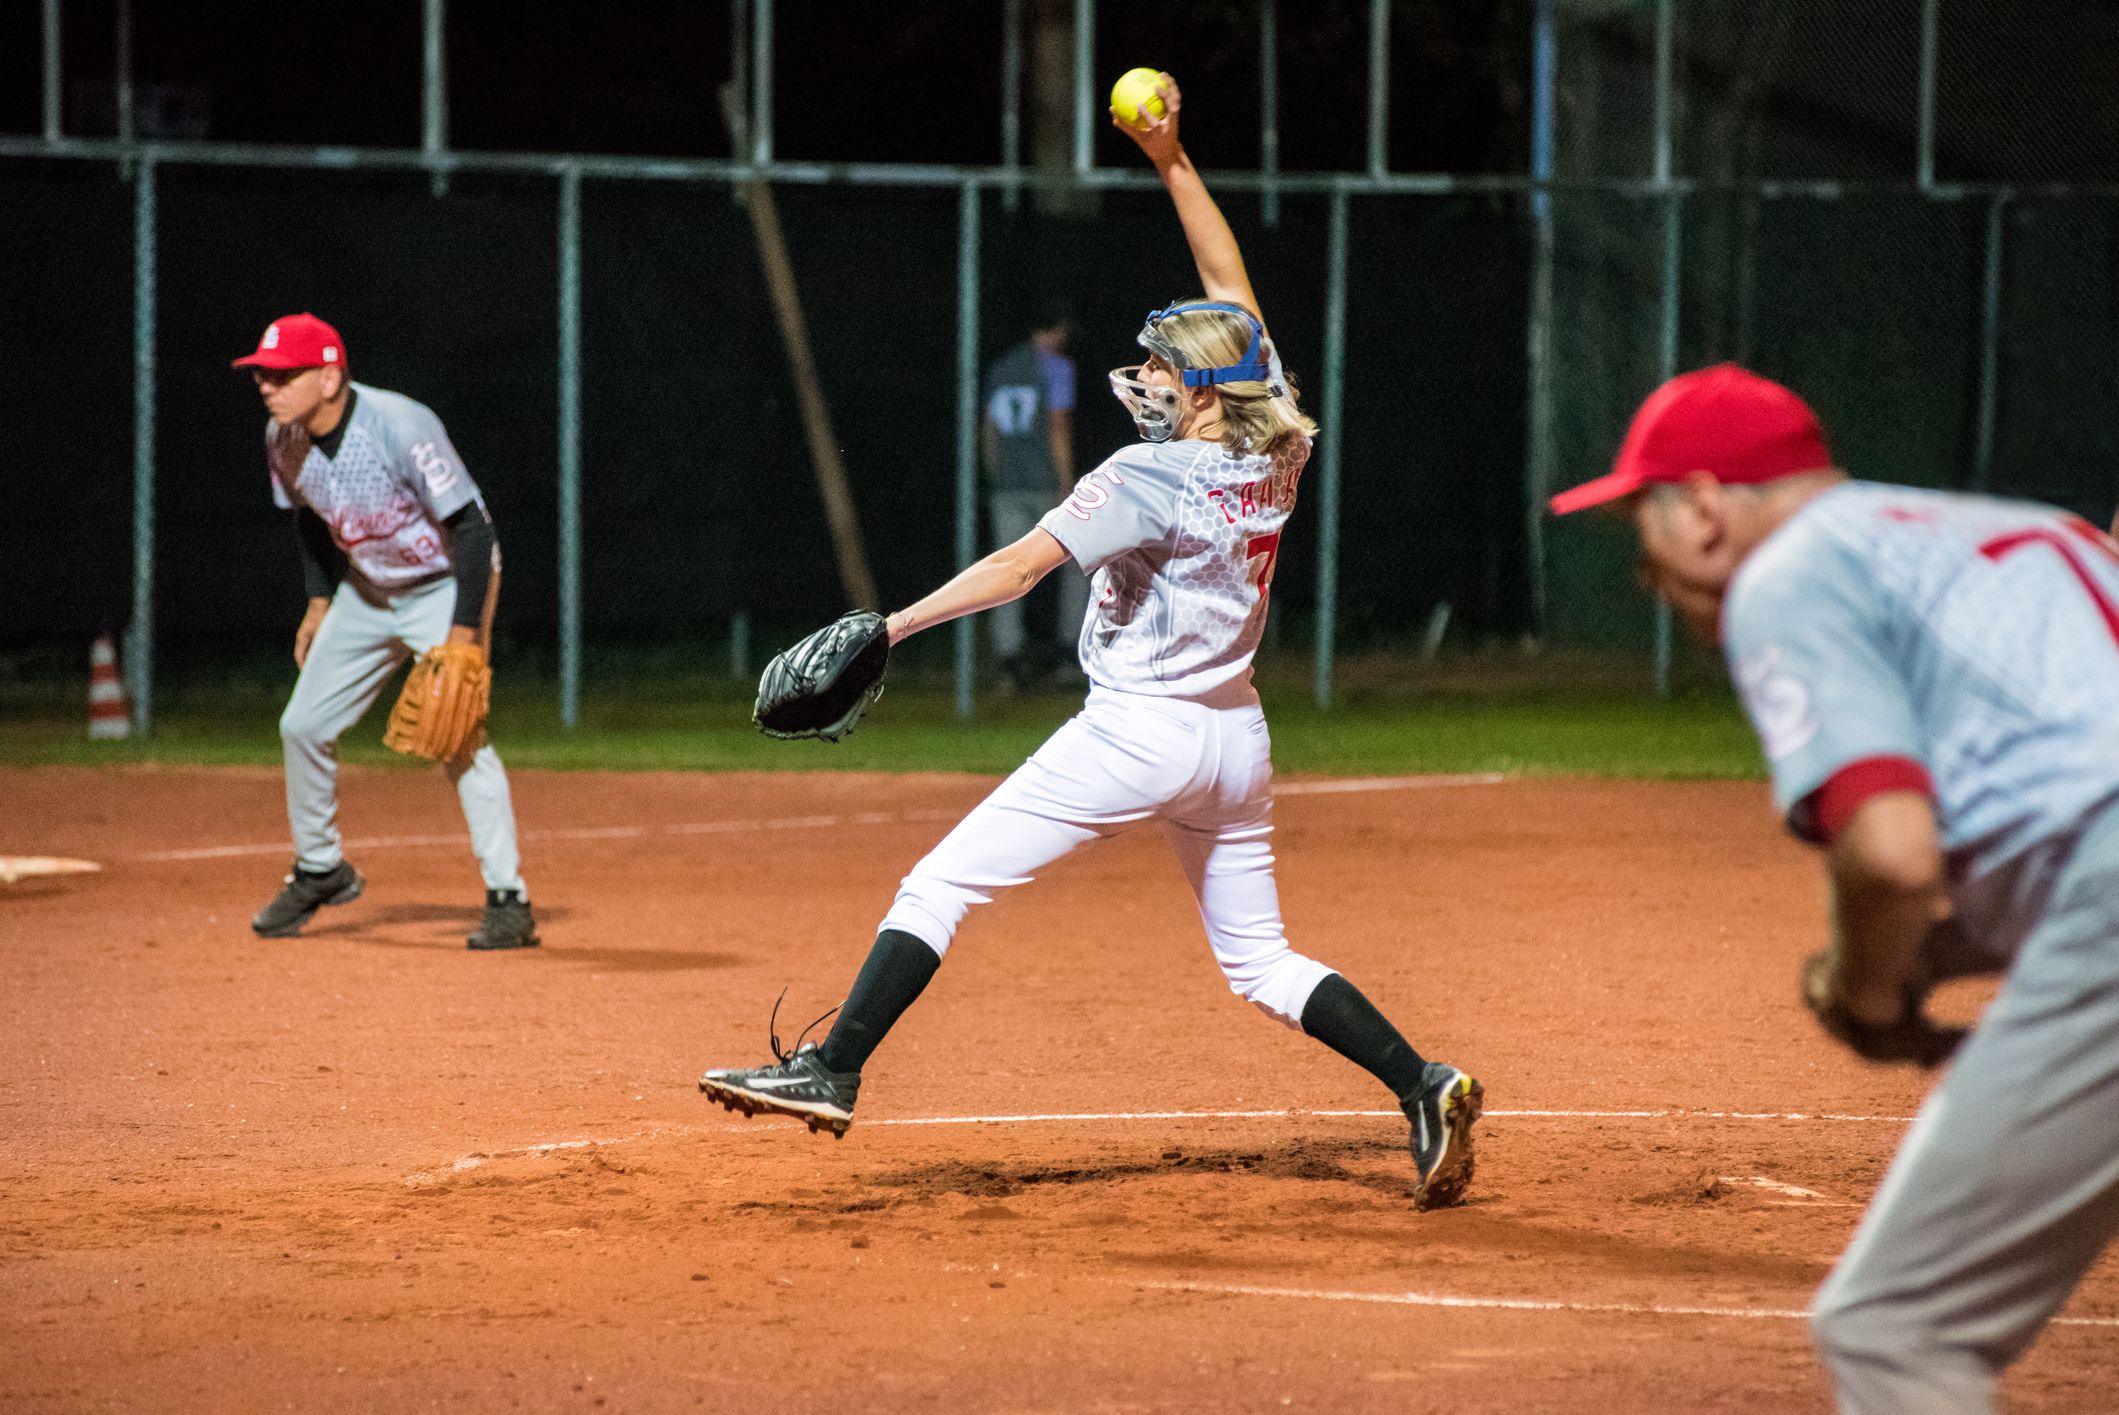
(331, 495), (422, 549)
(1736, 645), (1819, 761)
(1062, 464), (1129, 521)
(1208, 470), (1298, 525)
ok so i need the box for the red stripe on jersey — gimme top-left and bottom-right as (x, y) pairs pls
(1792, 756), (1934, 845)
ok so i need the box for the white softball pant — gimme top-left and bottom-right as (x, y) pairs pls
(1811, 800), (2119, 1413)
(879, 682), (1335, 1028)
(279, 577), (526, 894)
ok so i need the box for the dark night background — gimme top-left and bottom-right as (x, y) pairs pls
(0, 1), (1530, 677)
(2, 2), (2115, 674)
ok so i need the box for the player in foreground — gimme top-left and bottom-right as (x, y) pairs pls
(234, 314), (537, 950)
(1552, 364), (2119, 1413)
(702, 76), (1482, 1209)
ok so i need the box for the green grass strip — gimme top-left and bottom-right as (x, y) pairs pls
(2, 680), (1763, 780)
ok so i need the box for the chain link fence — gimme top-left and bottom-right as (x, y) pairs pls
(1542, 0), (2119, 673)
(3, 0), (2112, 714)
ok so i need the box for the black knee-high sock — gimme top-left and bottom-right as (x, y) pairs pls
(814, 929), (941, 1075)
(1300, 974), (1427, 1107)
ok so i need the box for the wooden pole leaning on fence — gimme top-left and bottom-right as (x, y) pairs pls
(719, 83), (881, 612)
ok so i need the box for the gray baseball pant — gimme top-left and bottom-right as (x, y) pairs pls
(280, 577), (526, 894)
(1811, 801), (2119, 1412)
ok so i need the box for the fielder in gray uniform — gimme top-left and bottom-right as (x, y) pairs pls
(233, 313), (537, 951)
(982, 307), (1088, 687)
(1553, 362), (2119, 1414)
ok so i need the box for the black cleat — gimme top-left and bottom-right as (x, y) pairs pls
(251, 860), (364, 937)
(467, 889), (539, 950)
(1407, 1062), (1483, 1210)
(699, 1043), (860, 1138)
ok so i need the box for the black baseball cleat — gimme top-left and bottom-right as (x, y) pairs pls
(700, 1043), (861, 1138)
(1406, 1062), (1483, 1211)
(251, 860), (364, 937)
(467, 889), (539, 950)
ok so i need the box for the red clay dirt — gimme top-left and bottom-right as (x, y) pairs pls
(1, 764), (2113, 1413)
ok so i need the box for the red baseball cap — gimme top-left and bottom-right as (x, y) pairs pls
(231, 313), (346, 371)
(1549, 363), (1833, 515)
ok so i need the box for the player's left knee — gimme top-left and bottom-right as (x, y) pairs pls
(278, 704), (329, 750)
(1223, 949), (1333, 1030)
(877, 873), (975, 960)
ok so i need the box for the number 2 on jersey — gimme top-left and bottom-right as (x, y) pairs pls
(1245, 532), (1282, 595)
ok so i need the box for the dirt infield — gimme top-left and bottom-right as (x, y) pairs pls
(3, 764), (2114, 1413)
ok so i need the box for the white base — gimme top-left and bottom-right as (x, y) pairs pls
(0, 856), (103, 884)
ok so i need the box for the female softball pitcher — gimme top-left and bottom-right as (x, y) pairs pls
(701, 77), (1482, 1207)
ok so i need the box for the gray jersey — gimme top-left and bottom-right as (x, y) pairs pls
(266, 382), (481, 592)
(984, 341), (1076, 492)
(1723, 480), (2119, 956)
(1038, 437), (1307, 698)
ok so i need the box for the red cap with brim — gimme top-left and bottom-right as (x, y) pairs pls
(231, 312), (346, 370)
(1549, 363), (1832, 515)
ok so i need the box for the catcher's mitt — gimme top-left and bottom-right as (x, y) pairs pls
(754, 610), (891, 742)
(1801, 948), (1966, 1068)
(383, 641), (491, 763)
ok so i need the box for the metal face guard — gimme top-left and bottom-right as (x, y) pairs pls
(1108, 365), (1181, 442)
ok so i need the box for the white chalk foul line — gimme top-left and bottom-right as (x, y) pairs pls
(1274, 772), (1506, 796)
(132, 773), (1506, 864)
(404, 1105), (1917, 1185)
(1119, 1278), (2119, 1330)
(132, 809), (965, 863)
(866, 1108), (1921, 1126)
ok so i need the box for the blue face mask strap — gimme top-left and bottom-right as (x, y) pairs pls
(1141, 302), (1273, 387)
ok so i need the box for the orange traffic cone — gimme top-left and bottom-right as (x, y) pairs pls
(89, 632), (131, 740)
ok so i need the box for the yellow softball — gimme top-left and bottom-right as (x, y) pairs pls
(1110, 68), (1169, 128)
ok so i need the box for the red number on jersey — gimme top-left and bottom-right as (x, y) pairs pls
(1979, 519), (2119, 646)
(1245, 532), (1282, 595)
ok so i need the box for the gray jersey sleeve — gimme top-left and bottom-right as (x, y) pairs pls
(376, 395), (479, 522)
(1037, 447), (1182, 573)
(1722, 531), (1926, 828)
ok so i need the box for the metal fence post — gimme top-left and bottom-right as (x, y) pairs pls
(752, 0), (775, 168)
(115, 0), (134, 179)
(1072, 0), (1094, 178)
(1314, 184), (1351, 709)
(730, 0), (749, 126)
(1971, 192), (2009, 493)
(1366, 0), (1390, 179)
(1261, 0), (1280, 228)
(1917, 0), (1939, 192)
(41, 0), (61, 142)
(1001, 0), (1023, 212)
(423, 0), (449, 196)
(557, 165), (583, 730)
(1652, 0), (1677, 697)
(954, 181), (982, 721)
(1524, 0), (1556, 639)
(130, 154), (157, 736)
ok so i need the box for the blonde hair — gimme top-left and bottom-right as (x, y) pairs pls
(1153, 300), (1318, 456)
